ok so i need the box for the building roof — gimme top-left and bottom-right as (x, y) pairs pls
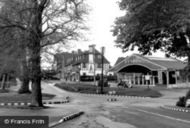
(137, 54), (186, 70)
(109, 54), (186, 72)
(114, 57), (126, 66)
(64, 49), (110, 66)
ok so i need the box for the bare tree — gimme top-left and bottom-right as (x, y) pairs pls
(0, 0), (88, 107)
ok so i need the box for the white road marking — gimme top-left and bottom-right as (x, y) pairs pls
(124, 107), (190, 124)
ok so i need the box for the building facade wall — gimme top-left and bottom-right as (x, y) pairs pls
(55, 46), (111, 81)
(80, 63), (109, 76)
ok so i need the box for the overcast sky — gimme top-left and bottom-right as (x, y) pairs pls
(67, 0), (165, 66)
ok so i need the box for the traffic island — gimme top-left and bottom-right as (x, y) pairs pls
(161, 105), (190, 113)
(107, 98), (117, 102)
(60, 89), (153, 99)
(55, 83), (162, 98)
(49, 111), (84, 128)
(0, 99), (69, 109)
(43, 100), (69, 105)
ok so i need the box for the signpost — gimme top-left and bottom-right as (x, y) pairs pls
(145, 74), (150, 89)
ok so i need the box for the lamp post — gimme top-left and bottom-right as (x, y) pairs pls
(101, 47), (105, 94)
(92, 44), (96, 86)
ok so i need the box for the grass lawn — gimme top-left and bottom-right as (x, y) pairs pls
(0, 89), (9, 93)
(0, 90), (55, 103)
(55, 82), (162, 98)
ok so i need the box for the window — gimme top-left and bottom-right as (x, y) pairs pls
(83, 63), (87, 68)
(89, 54), (93, 63)
(98, 55), (101, 59)
(104, 64), (108, 70)
(97, 63), (102, 68)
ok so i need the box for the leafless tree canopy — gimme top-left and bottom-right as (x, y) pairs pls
(0, 0), (88, 106)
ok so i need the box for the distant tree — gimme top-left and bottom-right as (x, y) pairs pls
(0, 0), (88, 107)
(113, 0), (190, 77)
(0, 53), (19, 90)
(0, 27), (24, 91)
(0, 0), (32, 93)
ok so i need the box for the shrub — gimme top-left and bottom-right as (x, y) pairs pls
(176, 96), (186, 107)
(185, 90), (190, 99)
(55, 83), (162, 97)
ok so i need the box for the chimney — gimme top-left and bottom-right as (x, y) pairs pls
(74, 50), (78, 54)
(89, 45), (93, 53)
(89, 45), (96, 53)
(78, 49), (82, 53)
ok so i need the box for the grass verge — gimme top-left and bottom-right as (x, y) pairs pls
(0, 89), (9, 93)
(0, 92), (56, 103)
(55, 82), (162, 98)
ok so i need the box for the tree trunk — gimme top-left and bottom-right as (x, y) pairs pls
(18, 77), (30, 94)
(31, 75), (43, 107)
(187, 53), (190, 82)
(29, 0), (46, 107)
(6, 74), (10, 89)
(18, 58), (31, 94)
(29, 44), (43, 107)
(1, 74), (6, 90)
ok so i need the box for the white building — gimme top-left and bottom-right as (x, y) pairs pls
(55, 45), (110, 81)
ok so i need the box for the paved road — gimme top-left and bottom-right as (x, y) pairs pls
(46, 81), (190, 128)
(1, 81), (190, 128)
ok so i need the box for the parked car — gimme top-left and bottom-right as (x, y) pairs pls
(117, 79), (132, 88)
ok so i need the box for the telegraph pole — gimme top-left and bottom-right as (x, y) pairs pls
(92, 44), (96, 86)
(101, 47), (105, 94)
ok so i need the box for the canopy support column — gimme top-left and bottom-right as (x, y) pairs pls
(166, 70), (169, 88)
(175, 70), (178, 84)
